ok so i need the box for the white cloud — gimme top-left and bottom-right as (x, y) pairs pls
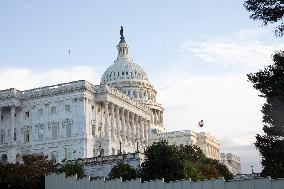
(182, 29), (284, 71)
(0, 66), (100, 90)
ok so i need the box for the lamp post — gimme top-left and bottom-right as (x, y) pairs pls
(251, 165), (254, 174)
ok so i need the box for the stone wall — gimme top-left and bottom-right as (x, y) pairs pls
(45, 173), (284, 189)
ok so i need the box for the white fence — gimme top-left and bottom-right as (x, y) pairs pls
(45, 173), (284, 189)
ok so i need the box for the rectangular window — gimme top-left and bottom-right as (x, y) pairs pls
(24, 129), (30, 143)
(66, 125), (71, 138)
(51, 107), (57, 114)
(38, 109), (43, 116)
(0, 130), (4, 144)
(25, 111), (29, 118)
(52, 126), (58, 140)
(38, 128), (43, 142)
(14, 128), (16, 141)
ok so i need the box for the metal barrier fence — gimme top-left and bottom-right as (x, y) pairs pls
(45, 173), (284, 189)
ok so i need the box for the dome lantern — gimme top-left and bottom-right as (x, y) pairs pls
(116, 26), (129, 60)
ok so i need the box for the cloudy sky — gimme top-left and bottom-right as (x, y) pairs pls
(1, 0), (284, 173)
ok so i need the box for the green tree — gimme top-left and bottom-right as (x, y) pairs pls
(108, 163), (137, 181)
(244, 0), (284, 37)
(248, 51), (284, 178)
(140, 140), (183, 182)
(183, 160), (204, 181)
(203, 158), (233, 181)
(140, 140), (232, 181)
(178, 145), (207, 162)
(63, 163), (85, 178)
(0, 154), (53, 189)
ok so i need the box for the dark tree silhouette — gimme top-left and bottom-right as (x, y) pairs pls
(0, 154), (53, 189)
(108, 163), (137, 181)
(244, 0), (284, 37)
(248, 51), (284, 178)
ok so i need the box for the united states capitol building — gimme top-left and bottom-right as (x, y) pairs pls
(0, 28), (240, 174)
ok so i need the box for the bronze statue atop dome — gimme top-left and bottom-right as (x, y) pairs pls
(119, 26), (125, 43)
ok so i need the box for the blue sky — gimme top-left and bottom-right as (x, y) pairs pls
(1, 0), (284, 173)
(0, 0), (257, 71)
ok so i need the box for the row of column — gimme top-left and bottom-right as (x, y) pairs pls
(207, 145), (220, 160)
(0, 106), (16, 143)
(103, 102), (149, 145)
(152, 109), (163, 125)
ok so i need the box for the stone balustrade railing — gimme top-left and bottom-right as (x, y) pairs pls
(63, 152), (141, 166)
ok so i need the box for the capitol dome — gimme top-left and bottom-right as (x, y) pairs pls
(100, 29), (150, 86)
(100, 55), (150, 85)
(100, 27), (157, 102)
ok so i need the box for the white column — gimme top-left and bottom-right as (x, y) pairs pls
(110, 103), (115, 140)
(104, 102), (109, 137)
(10, 106), (15, 142)
(116, 106), (120, 140)
(153, 110), (157, 124)
(143, 119), (147, 142)
(137, 116), (141, 141)
(140, 118), (144, 144)
(126, 110), (130, 142)
(135, 114), (139, 140)
(145, 121), (150, 145)
(121, 108), (125, 142)
(131, 112), (135, 142)
(161, 112), (163, 124)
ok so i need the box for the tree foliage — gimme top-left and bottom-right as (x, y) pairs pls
(247, 51), (284, 178)
(63, 163), (85, 178)
(183, 160), (204, 181)
(0, 154), (53, 189)
(140, 140), (233, 182)
(140, 140), (183, 182)
(108, 163), (137, 181)
(244, 0), (284, 37)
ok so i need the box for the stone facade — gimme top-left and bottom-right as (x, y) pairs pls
(0, 30), (164, 163)
(221, 153), (241, 175)
(150, 130), (221, 160)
